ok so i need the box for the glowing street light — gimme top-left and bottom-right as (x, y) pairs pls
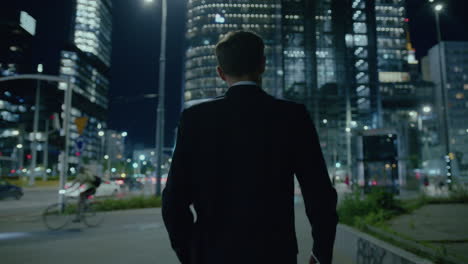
(422, 106), (432, 113)
(16, 144), (23, 149)
(121, 131), (128, 137)
(139, 154), (146, 161)
(435, 4), (443, 12)
(98, 131), (105, 137)
(104, 155), (109, 160)
(132, 163), (139, 169)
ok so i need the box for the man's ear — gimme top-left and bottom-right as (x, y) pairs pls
(217, 66), (226, 81)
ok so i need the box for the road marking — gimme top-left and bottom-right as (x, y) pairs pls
(0, 232), (31, 240)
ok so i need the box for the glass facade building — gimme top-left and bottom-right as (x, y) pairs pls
(73, 0), (113, 67)
(425, 41), (468, 177)
(60, 0), (112, 163)
(0, 10), (37, 172)
(184, 0), (284, 102)
(183, 0), (435, 185)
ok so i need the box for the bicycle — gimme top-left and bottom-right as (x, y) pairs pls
(43, 188), (104, 230)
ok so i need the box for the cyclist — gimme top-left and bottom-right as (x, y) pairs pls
(71, 166), (101, 222)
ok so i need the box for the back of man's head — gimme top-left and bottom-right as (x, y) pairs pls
(215, 31), (265, 77)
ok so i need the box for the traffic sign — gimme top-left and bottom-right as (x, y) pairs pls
(74, 117), (88, 135)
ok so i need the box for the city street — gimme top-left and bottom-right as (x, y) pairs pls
(0, 183), (154, 222)
(0, 203), (321, 264)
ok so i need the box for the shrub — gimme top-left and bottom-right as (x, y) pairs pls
(338, 189), (404, 228)
(93, 195), (162, 212)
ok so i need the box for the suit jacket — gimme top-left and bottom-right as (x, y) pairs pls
(162, 85), (338, 264)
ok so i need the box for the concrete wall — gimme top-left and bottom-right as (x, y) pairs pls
(333, 224), (433, 264)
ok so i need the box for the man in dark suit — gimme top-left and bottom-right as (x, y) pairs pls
(163, 31), (338, 264)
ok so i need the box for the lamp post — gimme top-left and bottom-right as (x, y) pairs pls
(419, 106), (432, 162)
(98, 130), (105, 177)
(144, 0), (167, 197)
(29, 80), (41, 186)
(433, 3), (453, 189)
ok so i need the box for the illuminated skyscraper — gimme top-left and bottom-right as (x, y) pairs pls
(58, 0), (113, 163)
(425, 41), (468, 177)
(73, 0), (113, 67)
(183, 0), (424, 185)
(184, 0), (284, 102)
(184, 0), (318, 105)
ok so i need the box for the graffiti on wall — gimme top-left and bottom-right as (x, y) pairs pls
(356, 238), (386, 264)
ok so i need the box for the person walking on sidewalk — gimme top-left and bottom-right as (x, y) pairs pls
(162, 31), (338, 264)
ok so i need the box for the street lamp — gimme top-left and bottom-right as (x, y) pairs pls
(139, 154), (146, 161)
(16, 144), (23, 149)
(423, 106), (432, 113)
(144, 0), (167, 197)
(433, 2), (453, 189)
(121, 131), (128, 137)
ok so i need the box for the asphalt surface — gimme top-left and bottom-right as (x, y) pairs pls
(0, 183), (355, 264)
(0, 204), (323, 264)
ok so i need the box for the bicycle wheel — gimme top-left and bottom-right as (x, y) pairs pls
(43, 203), (73, 230)
(82, 201), (104, 227)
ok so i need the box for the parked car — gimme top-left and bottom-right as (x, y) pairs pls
(0, 179), (23, 200)
(111, 177), (143, 191)
(63, 180), (120, 198)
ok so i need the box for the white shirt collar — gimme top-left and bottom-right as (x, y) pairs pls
(230, 81), (258, 87)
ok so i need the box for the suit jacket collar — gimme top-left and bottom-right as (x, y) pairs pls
(225, 84), (266, 98)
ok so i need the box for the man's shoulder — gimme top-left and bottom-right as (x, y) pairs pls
(183, 96), (227, 115)
(271, 96), (304, 110)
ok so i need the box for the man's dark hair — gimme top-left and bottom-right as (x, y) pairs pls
(215, 31), (265, 77)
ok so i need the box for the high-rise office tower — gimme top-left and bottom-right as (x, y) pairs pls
(0, 9), (37, 171)
(58, 0), (113, 164)
(424, 41), (468, 177)
(184, 0), (318, 105)
(183, 0), (423, 184)
(184, 0), (284, 102)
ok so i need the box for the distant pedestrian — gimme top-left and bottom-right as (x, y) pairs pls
(423, 175), (429, 187)
(162, 31), (338, 264)
(345, 175), (350, 187)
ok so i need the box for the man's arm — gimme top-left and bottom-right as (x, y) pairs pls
(294, 105), (338, 264)
(162, 111), (194, 264)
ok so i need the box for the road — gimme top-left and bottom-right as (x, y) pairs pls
(0, 183), (355, 264)
(0, 183), (155, 221)
(0, 204), (326, 264)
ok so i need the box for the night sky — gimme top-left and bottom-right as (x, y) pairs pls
(108, 0), (187, 151)
(7, 0), (468, 151)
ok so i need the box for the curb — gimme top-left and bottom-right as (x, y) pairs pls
(335, 224), (434, 264)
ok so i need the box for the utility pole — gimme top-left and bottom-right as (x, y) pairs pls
(43, 119), (49, 181)
(434, 6), (452, 190)
(29, 80), (41, 186)
(155, 0), (167, 197)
